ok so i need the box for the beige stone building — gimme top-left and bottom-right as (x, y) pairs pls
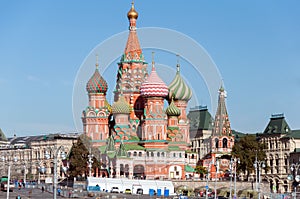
(258, 114), (300, 193)
(188, 106), (213, 160)
(0, 132), (78, 184)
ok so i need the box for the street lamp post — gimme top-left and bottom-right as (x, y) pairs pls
(45, 145), (67, 199)
(214, 158), (219, 199)
(290, 163), (300, 199)
(254, 159), (265, 199)
(1, 153), (18, 199)
(233, 158), (240, 199)
(206, 162), (212, 199)
(23, 165), (26, 187)
(88, 148), (94, 177)
(229, 160), (233, 199)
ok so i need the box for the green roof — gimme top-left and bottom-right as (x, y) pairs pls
(188, 106), (213, 131)
(107, 151), (116, 159)
(263, 114), (291, 134)
(124, 144), (145, 151)
(168, 145), (182, 151)
(185, 165), (195, 172)
(106, 135), (116, 152)
(117, 142), (127, 157)
(283, 130), (300, 139)
(99, 145), (106, 153)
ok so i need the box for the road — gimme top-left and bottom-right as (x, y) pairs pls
(0, 187), (178, 199)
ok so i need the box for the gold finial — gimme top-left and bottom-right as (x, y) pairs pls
(176, 54), (180, 72)
(95, 54), (99, 69)
(152, 51), (155, 70)
(127, 1), (138, 19)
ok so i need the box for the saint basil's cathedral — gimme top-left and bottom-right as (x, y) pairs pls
(81, 3), (234, 180)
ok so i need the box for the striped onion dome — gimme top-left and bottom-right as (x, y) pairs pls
(168, 64), (192, 101)
(166, 98), (181, 117)
(112, 95), (131, 114)
(140, 62), (168, 97)
(86, 68), (108, 94)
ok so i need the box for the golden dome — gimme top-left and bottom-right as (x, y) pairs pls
(127, 2), (138, 19)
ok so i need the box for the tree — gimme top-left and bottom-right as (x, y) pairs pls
(231, 134), (267, 180)
(195, 165), (207, 178)
(68, 134), (101, 179)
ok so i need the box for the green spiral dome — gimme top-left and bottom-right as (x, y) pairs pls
(166, 99), (181, 116)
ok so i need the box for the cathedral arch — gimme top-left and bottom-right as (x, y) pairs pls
(222, 138), (228, 148)
(87, 111), (96, 117)
(97, 111), (106, 117)
(215, 138), (219, 148)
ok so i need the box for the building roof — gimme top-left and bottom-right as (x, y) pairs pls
(212, 86), (231, 136)
(117, 141), (127, 157)
(0, 129), (8, 141)
(168, 62), (192, 101)
(112, 95), (131, 114)
(120, 3), (145, 63)
(185, 165), (195, 173)
(4, 133), (79, 149)
(263, 114), (291, 134)
(283, 130), (300, 139)
(86, 67), (108, 94)
(166, 99), (181, 117)
(188, 106), (213, 131)
(140, 62), (168, 98)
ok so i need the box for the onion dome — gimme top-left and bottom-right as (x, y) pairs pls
(166, 98), (181, 117)
(168, 58), (192, 101)
(140, 52), (168, 97)
(86, 59), (108, 94)
(127, 2), (138, 19)
(105, 99), (112, 113)
(112, 95), (131, 114)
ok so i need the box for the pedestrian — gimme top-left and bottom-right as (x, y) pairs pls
(28, 189), (32, 198)
(69, 190), (72, 198)
(42, 186), (44, 193)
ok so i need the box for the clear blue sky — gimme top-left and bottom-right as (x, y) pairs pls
(0, 0), (299, 137)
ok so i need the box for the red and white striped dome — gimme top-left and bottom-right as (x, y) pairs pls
(140, 66), (168, 97)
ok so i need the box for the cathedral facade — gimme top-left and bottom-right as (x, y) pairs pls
(81, 3), (197, 180)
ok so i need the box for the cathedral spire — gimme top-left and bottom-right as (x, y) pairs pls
(212, 86), (231, 136)
(176, 54), (180, 73)
(151, 51), (155, 71)
(95, 54), (99, 69)
(122, 2), (144, 63)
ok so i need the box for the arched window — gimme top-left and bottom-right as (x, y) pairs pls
(223, 138), (228, 148)
(138, 152), (142, 157)
(133, 151), (137, 156)
(161, 152), (165, 157)
(215, 138), (219, 148)
(128, 152), (131, 157)
(157, 152), (160, 157)
(151, 152), (154, 157)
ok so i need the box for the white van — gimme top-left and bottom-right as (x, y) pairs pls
(132, 184), (143, 194)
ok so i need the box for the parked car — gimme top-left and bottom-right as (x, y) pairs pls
(136, 188), (143, 195)
(125, 189), (131, 194)
(110, 187), (120, 193)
